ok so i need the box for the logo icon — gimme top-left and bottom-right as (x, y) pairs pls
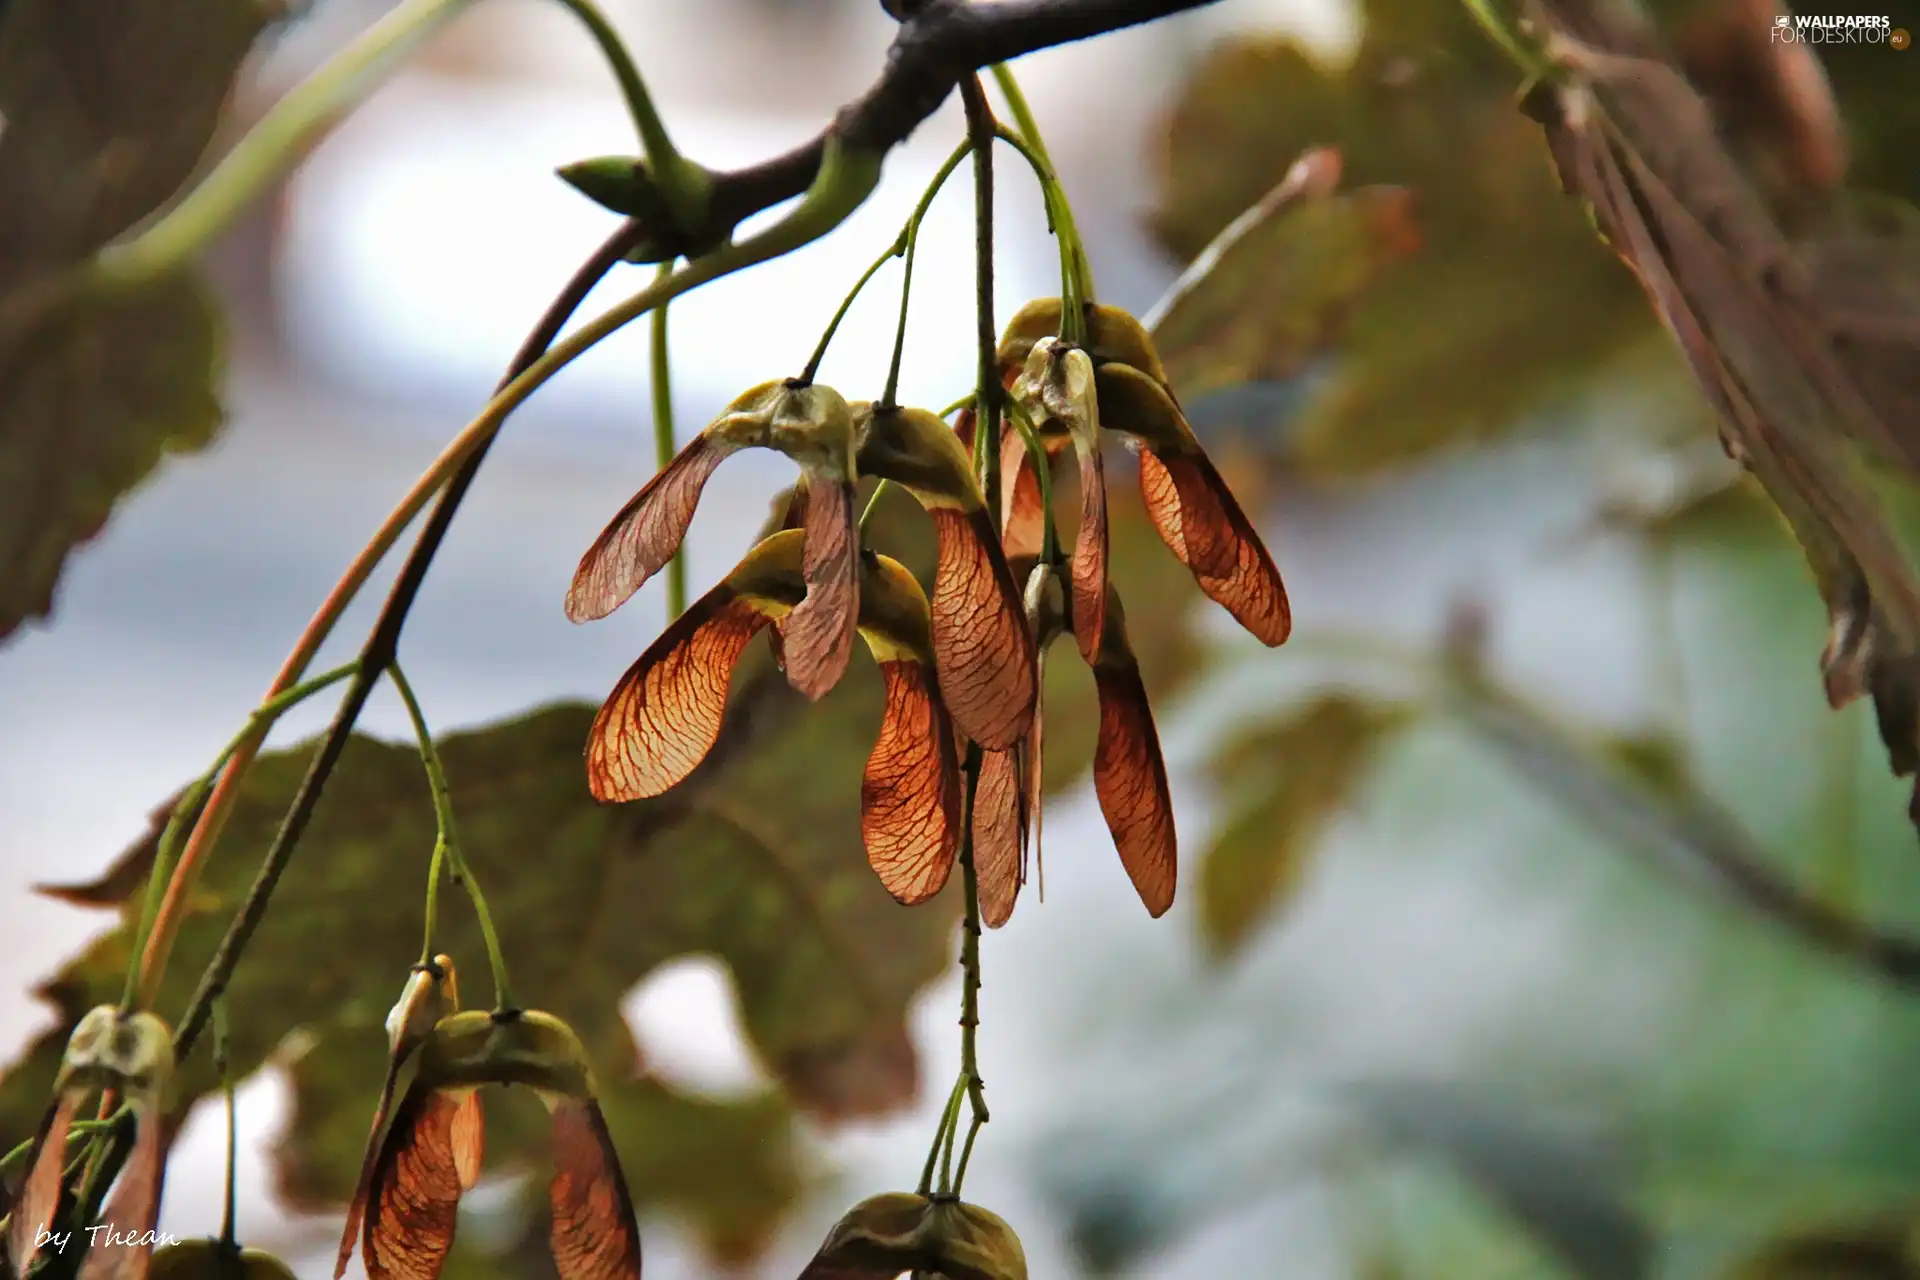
(1894, 25), (1911, 47)
(1775, 13), (1790, 25)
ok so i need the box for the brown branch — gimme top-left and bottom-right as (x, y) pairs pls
(642, 0), (1223, 255)
(1450, 674), (1920, 989)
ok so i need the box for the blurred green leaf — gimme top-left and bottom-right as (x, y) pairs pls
(1149, 152), (1422, 405)
(0, 0), (266, 641)
(0, 678), (949, 1259)
(1198, 694), (1411, 959)
(1151, 26), (1649, 477)
(1344, 1079), (1655, 1280)
(0, 273), (224, 642)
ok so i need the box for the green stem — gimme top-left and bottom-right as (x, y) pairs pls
(650, 261), (688, 620)
(950, 747), (989, 1194)
(215, 998), (238, 1250)
(1457, 0), (1552, 81)
(989, 122), (1086, 344)
(991, 65), (1095, 318)
(882, 140), (974, 409)
(939, 393), (976, 419)
(0, 1117), (121, 1181)
(388, 663), (515, 1011)
(802, 239), (905, 385)
(90, 0), (477, 292)
(859, 479), (895, 535)
(1001, 395), (1058, 564)
(118, 661), (361, 1011)
(918, 1073), (968, 1195)
(951, 86), (995, 1199)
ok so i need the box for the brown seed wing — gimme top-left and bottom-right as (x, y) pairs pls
(586, 590), (771, 802)
(363, 1088), (466, 1280)
(546, 1099), (643, 1280)
(861, 660), (962, 904)
(973, 744), (1027, 928)
(76, 1106), (167, 1280)
(450, 1090), (485, 1191)
(9, 1090), (78, 1274)
(1092, 657), (1177, 918)
(566, 435), (732, 623)
(784, 476), (860, 702)
(930, 507), (1037, 750)
(1071, 434), (1110, 664)
(1137, 447), (1291, 646)
(336, 1057), (406, 1279)
(998, 431), (1048, 572)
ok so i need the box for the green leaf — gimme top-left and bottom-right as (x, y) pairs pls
(1149, 156), (1422, 407)
(1150, 32), (1651, 479)
(0, 677), (952, 1259)
(1197, 694), (1410, 958)
(0, 0), (267, 640)
(0, 273), (225, 640)
(1343, 1079), (1655, 1280)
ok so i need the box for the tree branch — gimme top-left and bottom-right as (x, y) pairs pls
(1450, 674), (1920, 989)
(646, 0), (1221, 254)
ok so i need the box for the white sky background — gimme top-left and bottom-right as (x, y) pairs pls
(0, 2), (1703, 1277)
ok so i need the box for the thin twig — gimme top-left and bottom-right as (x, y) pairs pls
(649, 261), (688, 619)
(951, 75), (999, 1196)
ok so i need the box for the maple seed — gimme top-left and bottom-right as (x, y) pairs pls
(1089, 590), (1178, 918)
(852, 401), (1038, 750)
(798, 1190), (1029, 1280)
(567, 377), (861, 702)
(338, 959), (476, 1280)
(151, 1240), (300, 1279)
(972, 563), (1064, 929)
(1011, 337), (1110, 662)
(9, 1007), (176, 1280)
(996, 298), (1292, 647)
(357, 1010), (642, 1280)
(586, 528), (963, 904)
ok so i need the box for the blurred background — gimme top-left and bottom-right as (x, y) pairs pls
(5, 0), (1920, 1276)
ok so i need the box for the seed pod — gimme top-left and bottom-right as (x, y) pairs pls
(1088, 589), (1178, 919)
(586, 527), (964, 902)
(1010, 338), (1109, 663)
(972, 562), (1062, 929)
(356, 1009), (642, 1280)
(797, 1191), (1028, 1280)
(337, 960), (476, 1279)
(852, 401), (1037, 750)
(998, 299), (1291, 647)
(150, 1239), (299, 1279)
(10, 1008), (177, 1280)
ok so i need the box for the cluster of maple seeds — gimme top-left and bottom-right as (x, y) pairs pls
(570, 296), (1290, 923)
